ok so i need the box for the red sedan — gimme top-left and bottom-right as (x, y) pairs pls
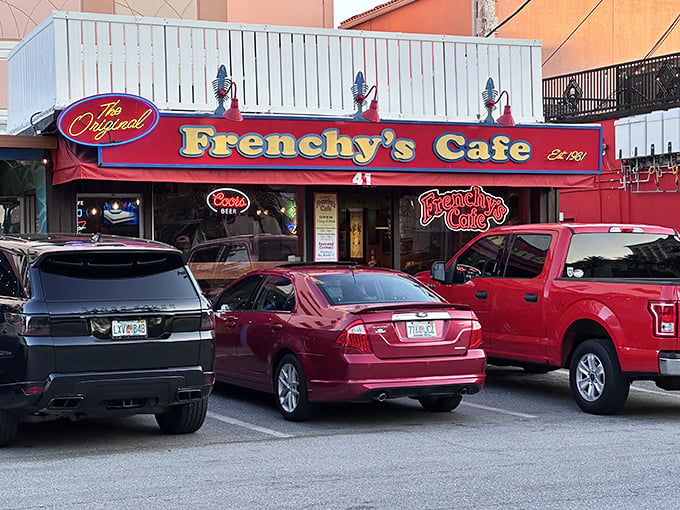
(212, 263), (486, 420)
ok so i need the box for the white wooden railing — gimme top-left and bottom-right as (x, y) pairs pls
(7, 11), (544, 135)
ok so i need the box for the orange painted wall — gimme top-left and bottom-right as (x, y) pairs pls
(495, 0), (680, 77)
(345, 0), (680, 78)
(345, 0), (473, 36)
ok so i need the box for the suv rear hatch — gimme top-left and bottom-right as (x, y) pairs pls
(35, 250), (206, 372)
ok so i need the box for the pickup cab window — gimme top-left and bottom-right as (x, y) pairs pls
(504, 234), (552, 278)
(563, 233), (680, 278)
(455, 234), (507, 280)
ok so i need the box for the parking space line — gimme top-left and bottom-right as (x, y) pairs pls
(207, 411), (293, 438)
(629, 386), (680, 398)
(554, 369), (680, 399)
(461, 402), (537, 418)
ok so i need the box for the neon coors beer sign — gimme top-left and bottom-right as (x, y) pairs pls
(206, 188), (250, 215)
(418, 186), (508, 231)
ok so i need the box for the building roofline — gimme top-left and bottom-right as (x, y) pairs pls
(338, 0), (417, 29)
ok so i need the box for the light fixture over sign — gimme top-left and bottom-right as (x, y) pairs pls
(482, 77), (515, 127)
(352, 71), (380, 123)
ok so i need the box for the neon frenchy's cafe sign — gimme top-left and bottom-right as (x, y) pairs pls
(418, 186), (509, 231)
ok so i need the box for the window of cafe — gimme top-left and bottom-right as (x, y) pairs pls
(76, 194), (143, 237)
(152, 183), (300, 255)
(398, 188), (522, 275)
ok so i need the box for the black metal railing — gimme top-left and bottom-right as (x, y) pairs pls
(543, 52), (680, 122)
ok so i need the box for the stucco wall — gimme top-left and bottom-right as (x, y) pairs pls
(343, 0), (473, 36)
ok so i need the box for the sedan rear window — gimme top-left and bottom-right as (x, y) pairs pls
(313, 272), (442, 305)
(38, 251), (199, 301)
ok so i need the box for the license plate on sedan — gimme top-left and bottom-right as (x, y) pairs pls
(406, 320), (436, 338)
(111, 319), (147, 339)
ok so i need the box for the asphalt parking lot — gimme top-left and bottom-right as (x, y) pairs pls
(3, 367), (680, 509)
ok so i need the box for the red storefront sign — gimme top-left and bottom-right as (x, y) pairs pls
(99, 115), (602, 174)
(57, 94), (159, 146)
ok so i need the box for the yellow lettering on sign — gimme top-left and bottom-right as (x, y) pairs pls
(238, 134), (264, 157)
(298, 135), (323, 157)
(265, 134), (297, 157)
(435, 133), (466, 162)
(179, 126), (215, 156)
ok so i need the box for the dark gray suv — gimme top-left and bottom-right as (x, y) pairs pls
(0, 234), (215, 446)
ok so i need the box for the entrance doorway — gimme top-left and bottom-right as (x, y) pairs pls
(309, 188), (394, 267)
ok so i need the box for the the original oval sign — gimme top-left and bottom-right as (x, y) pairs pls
(57, 93), (160, 146)
(206, 188), (251, 215)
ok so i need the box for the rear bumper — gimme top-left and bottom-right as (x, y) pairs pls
(659, 352), (680, 376)
(0, 367), (214, 417)
(305, 349), (486, 402)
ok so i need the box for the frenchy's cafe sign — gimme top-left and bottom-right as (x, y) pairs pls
(418, 186), (509, 231)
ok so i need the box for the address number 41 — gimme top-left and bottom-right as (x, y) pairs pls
(352, 172), (373, 185)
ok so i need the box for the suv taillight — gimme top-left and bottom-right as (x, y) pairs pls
(200, 310), (215, 331)
(335, 321), (372, 353)
(4, 313), (51, 336)
(469, 320), (483, 349)
(649, 301), (677, 337)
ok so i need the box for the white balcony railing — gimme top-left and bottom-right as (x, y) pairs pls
(7, 11), (543, 135)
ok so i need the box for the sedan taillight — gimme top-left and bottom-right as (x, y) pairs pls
(335, 321), (372, 353)
(649, 301), (677, 337)
(469, 320), (483, 349)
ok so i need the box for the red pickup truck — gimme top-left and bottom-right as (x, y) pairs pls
(418, 223), (680, 415)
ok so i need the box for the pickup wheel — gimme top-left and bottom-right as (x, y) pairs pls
(569, 339), (630, 415)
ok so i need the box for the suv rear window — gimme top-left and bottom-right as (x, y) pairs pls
(563, 233), (680, 278)
(38, 251), (198, 301)
(313, 273), (442, 305)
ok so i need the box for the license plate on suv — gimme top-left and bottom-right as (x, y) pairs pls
(112, 319), (147, 339)
(406, 320), (436, 338)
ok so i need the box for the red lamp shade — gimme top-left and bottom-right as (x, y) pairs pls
(497, 104), (515, 126)
(361, 99), (380, 123)
(223, 97), (243, 122)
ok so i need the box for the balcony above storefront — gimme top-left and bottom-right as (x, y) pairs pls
(543, 52), (680, 124)
(7, 11), (543, 135)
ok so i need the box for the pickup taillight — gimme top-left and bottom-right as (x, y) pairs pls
(649, 301), (677, 337)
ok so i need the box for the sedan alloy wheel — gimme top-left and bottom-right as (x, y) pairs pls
(274, 354), (319, 421)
